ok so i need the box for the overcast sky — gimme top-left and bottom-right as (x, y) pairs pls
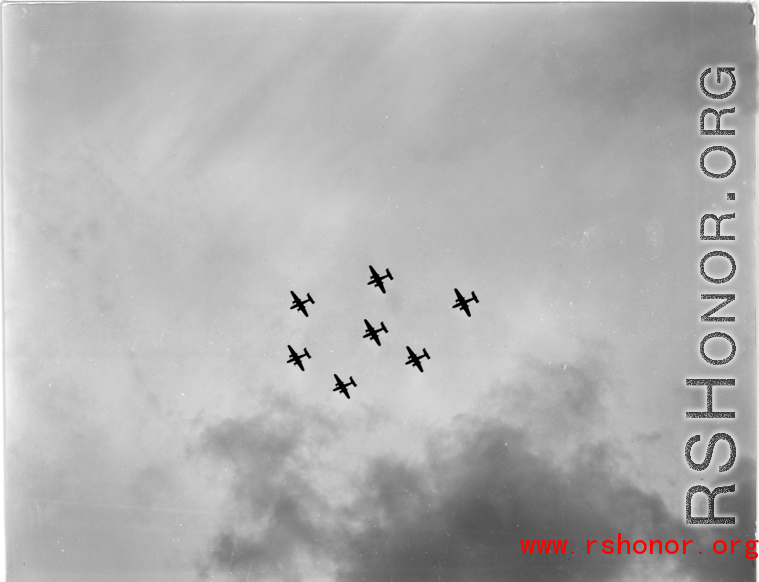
(4, 3), (756, 581)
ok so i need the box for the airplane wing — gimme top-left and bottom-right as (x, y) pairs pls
(460, 302), (472, 317)
(295, 359), (305, 372)
(376, 279), (386, 293)
(290, 291), (300, 302)
(287, 345), (298, 358)
(454, 288), (465, 302)
(334, 374), (341, 384)
(369, 265), (379, 278)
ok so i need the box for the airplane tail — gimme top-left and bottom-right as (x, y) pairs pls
(349, 376), (356, 386)
(381, 322), (388, 333)
(471, 291), (479, 303)
(303, 347), (311, 359)
(306, 293), (314, 304)
(386, 269), (393, 280)
(423, 348), (430, 359)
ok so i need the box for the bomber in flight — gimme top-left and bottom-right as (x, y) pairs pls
(333, 374), (357, 399)
(367, 265), (393, 294)
(286, 345), (311, 371)
(452, 288), (479, 317)
(405, 346), (430, 373)
(362, 319), (389, 346)
(289, 290), (315, 317)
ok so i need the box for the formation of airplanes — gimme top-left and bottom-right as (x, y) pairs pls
(286, 266), (479, 398)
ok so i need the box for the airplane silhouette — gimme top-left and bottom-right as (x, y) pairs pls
(286, 345), (311, 372)
(289, 291), (314, 317)
(362, 319), (388, 346)
(333, 374), (356, 399)
(367, 265), (393, 294)
(405, 346), (430, 372)
(452, 288), (479, 317)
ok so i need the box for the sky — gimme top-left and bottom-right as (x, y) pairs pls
(3, 3), (756, 581)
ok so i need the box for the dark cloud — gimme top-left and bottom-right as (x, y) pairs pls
(199, 359), (755, 581)
(196, 391), (339, 581)
(336, 420), (755, 582)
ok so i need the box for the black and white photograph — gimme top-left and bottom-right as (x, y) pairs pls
(3, 3), (756, 581)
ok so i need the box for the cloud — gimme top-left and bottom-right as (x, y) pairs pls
(336, 419), (755, 582)
(196, 390), (339, 581)
(198, 356), (755, 582)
